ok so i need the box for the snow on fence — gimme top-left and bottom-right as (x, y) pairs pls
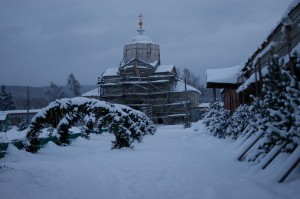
(235, 127), (300, 183)
(204, 101), (300, 183)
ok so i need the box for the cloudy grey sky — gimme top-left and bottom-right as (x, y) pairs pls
(0, 0), (292, 86)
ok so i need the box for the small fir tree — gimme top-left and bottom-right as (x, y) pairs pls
(226, 104), (254, 140)
(203, 100), (231, 138)
(248, 54), (300, 162)
(0, 85), (16, 111)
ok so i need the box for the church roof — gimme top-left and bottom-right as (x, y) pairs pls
(130, 34), (154, 44)
(172, 79), (201, 94)
(155, 65), (175, 73)
(102, 68), (119, 76)
(128, 14), (155, 44)
(82, 88), (99, 97)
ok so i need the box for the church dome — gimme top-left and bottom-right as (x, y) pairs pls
(131, 34), (153, 44)
(122, 14), (160, 65)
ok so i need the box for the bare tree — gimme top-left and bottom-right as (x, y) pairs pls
(67, 73), (81, 97)
(181, 68), (203, 90)
(44, 82), (65, 101)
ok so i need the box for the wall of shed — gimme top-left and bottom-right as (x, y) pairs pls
(223, 89), (239, 112)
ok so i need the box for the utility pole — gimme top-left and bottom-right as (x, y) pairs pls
(184, 77), (191, 128)
(98, 77), (101, 101)
(26, 86), (30, 123)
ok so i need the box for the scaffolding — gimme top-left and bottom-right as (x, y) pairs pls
(95, 15), (201, 124)
(98, 61), (198, 124)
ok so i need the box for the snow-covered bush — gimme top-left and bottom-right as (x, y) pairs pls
(17, 120), (30, 131)
(203, 101), (231, 138)
(226, 105), (254, 140)
(26, 97), (156, 152)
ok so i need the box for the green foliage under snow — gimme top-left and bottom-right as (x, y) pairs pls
(26, 97), (156, 153)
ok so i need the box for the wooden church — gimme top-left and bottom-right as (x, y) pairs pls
(83, 15), (201, 124)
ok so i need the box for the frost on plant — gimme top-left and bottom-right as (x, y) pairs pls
(25, 97), (156, 152)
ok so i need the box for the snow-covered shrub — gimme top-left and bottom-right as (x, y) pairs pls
(26, 97), (156, 152)
(226, 105), (254, 140)
(18, 120), (30, 131)
(203, 101), (231, 138)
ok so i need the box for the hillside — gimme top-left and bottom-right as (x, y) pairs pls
(6, 85), (97, 109)
(4, 85), (219, 109)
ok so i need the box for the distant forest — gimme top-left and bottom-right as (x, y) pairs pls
(6, 85), (97, 109)
(5, 85), (220, 110)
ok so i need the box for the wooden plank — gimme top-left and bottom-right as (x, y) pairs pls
(237, 132), (264, 161)
(279, 158), (300, 183)
(277, 146), (300, 183)
(260, 143), (284, 170)
(234, 126), (254, 147)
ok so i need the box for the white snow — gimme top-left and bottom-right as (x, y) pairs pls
(155, 64), (175, 73)
(172, 79), (201, 94)
(150, 60), (159, 67)
(0, 113), (7, 121)
(282, 0), (300, 20)
(257, 0), (300, 54)
(102, 67), (119, 76)
(0, 127), (26, 142)
(236, 66), (269, 93)
(130, 34), (154, 44)
(123, 65), (148, 70)
(82, 88), (99, 97)
(198, 103), (210, 108)
(1, 123), (299, 199)
(276, 145), (300, 182)
(1, 109), (40, 114)
(206, 64), (243, 84)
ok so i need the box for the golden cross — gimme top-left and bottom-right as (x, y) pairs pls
(138, 13), (143, 29)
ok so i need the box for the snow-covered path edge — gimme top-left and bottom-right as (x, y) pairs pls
(0, 122), (299, 199)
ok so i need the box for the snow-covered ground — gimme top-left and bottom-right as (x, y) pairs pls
(0, 122), (300, 199)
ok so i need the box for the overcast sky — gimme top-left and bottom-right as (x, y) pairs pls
(0, 0), (292, 87)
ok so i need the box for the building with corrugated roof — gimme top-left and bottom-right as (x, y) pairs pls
(83, 15), (201, 124)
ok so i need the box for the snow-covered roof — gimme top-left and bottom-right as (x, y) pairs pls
(123, 65), (148, 70)
(130, 34), (154, 44)
(265, 0), (300, 43)
(284, 0), (300, 16)
(82, 88), (99, 97)
(155, 65), (175, 73)
(150, 60), (159, 67)
(236, 66), (269, 93)
(198, 103), (210, 108)
(172, 79), (201, 94)
(0, 113), (7, 120)
(206, 64), (243, 84)
(2, 109), (40, 114)
(238, 32), (300, 93)
(102, 68), (119, 76)
(247, 0), (300, 68)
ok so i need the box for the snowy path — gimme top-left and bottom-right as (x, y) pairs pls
(0, 124), (300, 199)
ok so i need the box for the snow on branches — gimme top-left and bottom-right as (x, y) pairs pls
(203, 101), (231, 139)
(204, 54), (300, 164)
(254, 55), (300, 156)
(25, 97), (156, 152)
(0, 85), (16, 111)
